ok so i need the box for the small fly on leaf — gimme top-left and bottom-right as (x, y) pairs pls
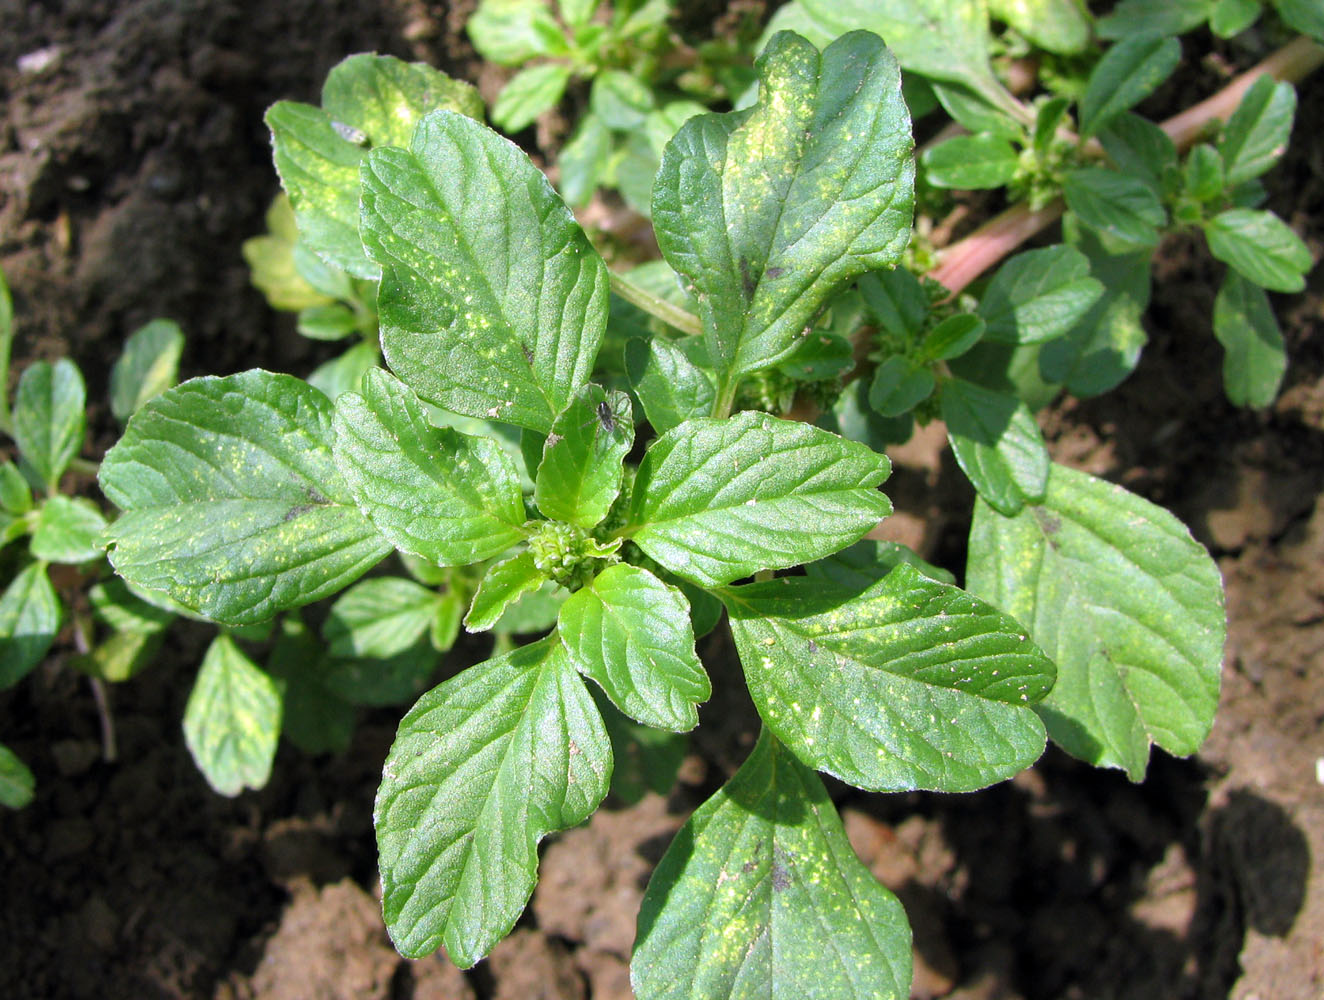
(332, 120), (369, 146)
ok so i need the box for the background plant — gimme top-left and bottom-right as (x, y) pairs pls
(90, 22), (1238, 996)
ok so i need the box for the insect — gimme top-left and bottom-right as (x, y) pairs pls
(593, 399), (618, 435)
(332, 120), (369, 146)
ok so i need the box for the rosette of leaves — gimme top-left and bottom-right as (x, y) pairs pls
(96, 28), (1227, 997)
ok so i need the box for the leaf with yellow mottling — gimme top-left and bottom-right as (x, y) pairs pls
(632, 728), (911, 1000)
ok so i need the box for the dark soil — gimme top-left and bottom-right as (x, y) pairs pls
(1, 3), (1320, 999)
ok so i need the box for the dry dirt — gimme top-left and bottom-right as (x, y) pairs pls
(1, 2), (1321, 998)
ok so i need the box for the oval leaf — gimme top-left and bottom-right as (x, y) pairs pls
(0, 562), (60, 690)
(535, 385), (634, 528)
(627, 411), (893, 588)
(110, 319), (185, 422)
(632, 728), (912, 1000)
(976, 245), (1104, 346)
(724, 568), (1053, 793)
(1204, 209), (1312, 293)
(941, 377), (1049, 516)
(14, 359), (86, 493)
(966, 463), (1225, 780)
(653, 30), (914, 378)
(1213, 269), (1285, 408)
(559, 564), (710, 732)
(100, 371), (391, 625)
(323, 576), (441, 659)
(361, 110), (609, 432)
(376, 638), (611, 964)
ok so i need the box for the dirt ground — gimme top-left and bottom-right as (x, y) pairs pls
(1, 2), (1321, 998)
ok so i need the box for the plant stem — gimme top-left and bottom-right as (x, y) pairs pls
(711, 373), (739, 419)
(608, 270), (701, 336)
(928, 36), (1324, 295)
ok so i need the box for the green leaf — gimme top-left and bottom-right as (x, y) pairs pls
(29, 495), (108, 564)
(492, 63), (573, 132)
(0, 462), (32, 515)
(930, 80), (1022, 138)
(333, 368), (528, 566)
(653, 30), (914, 379)
(1274, 0), (1324, 39)
(977, 245), (1104, 345)
(243, 195), (336, 312)
(559, 0), (597, 28)
(535, 385), (633, 528)
(859, 268), (929, 340)
(306, 339), (379, 402)
(591, 69), (654, 130)
(559, 564), (709, 732)
(558, 113), (612, 206)
(1096, 0), (1214, 38)
(297, 303), (359, 341)
(1219, 76), (1296, 186)
(88, 577), (174, 634)
(323, 576), (441, 659)
(266, 613), (356, 755)
(941, 378), (1049, 516)
(431, 588), (464, 650)
(493, 578), (566, 635)
(1211, 0), (1262, 36)
(268, 54), (483, 278)
(100, 371), (391, 625)
(468, 0), (566, 64)
(72, 628), (163, 683)
(1063, 167), (1166, 250)
(989, 0), (1089, 53)
(1039, 215), (1151, 396)
(1183, 143), (1226, 202)
(632, 728), (912, 1000)
(1032, 96), (1071, 161)
(1098, 113), (1178, 197)
(110, 319), (185, 422)
(376, 637), (611, 964)
(1079, 35), (1181, 139)
(0, 268), (12, 433)
(324, 638), (440, 707)
(967, 463), (1225, 780)
(723, 567), (1053, 792)
(627, 410), (893, 588)
(361, 110), (608, 433)
(1204, 209), (1312, 293)
(0, 562), (60, 689)
(465, 551), (549, 632)
(1213, 270), (1285, 407)
(0, 743), (34, 809)
(14, 359), (86, 493)
(800, 0), (1016, 117)
(921, 133), (1019, 189)
(804, 537), (957, 588)
(777, 330), (854, 381)
(921, 314), (985, 362)
(183, 632), (282, 796)
(625, 337), (716, 434)
(868, 356), (935, 417)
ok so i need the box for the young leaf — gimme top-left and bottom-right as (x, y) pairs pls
(361, 110), (609, 432)
(0, 462), (32, 515)
(183, 632), (282, 796)
(267, 54), (482, 278)
(110, 319), (185, 422)
(1204, 209), (1312, 293)
(626, 410), (893, 588)
(28, 495), (108, 564)
(1062, 168), (1166, 250)
(1079, 35), (1181, 139)
(100, 371), (391, 625)
(804, 538), (956, 589)
(1213, 270), (1285, 408)
(723, 567), (1054, 793)
(966, 463), (1225, 781)
(0, 743), (34, 809)
(72, 629), (163, 683)
(652, 30), (913, 379)
(921, 133), (1020, 189)
(1183, 143), (1225, 202)
(375, 637), (611, 964)
(492, 62), (573, 132)
(977, 245), (1104, 345)
(631, 728), (912, 1000)
(307, 338), (378, 403)
(1219, 76), (1295, 187)
(942, 378), (1049, 516)
(465, 551), (549, 632)
(1274, 0), (1324, 39)
(921, 314), (984, 362)
(1096, 0), (1213, 38)
(1098, 113), (1178, 197)
(14, 359), (86, 493)
(1039, 215), (1151, 397)
(1210, 0), (1261, 37)
(859, 268), (929, 340)
(590, 69), (654, 130)
(468, 0), (566, 64)
(558, 113), (612, 206)
(559, 564), (710, 732)
(323, 576), (441, 659)
(989, 0), (1088, 54)
(333, 367), (528, 566)
(0, 562), (60, 690)
(296, 303), (358, 341)
(625, 337), (716, 434)
(869, 356), (935, 417)
(535, 385), (634, 528)
(88, 578), (174, 634)
(266, 613), (356, 755)
(324, 638), (440, 707)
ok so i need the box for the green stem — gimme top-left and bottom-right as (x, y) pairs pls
(608, 270), (702, 336)
(711, 373), (739, 419)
